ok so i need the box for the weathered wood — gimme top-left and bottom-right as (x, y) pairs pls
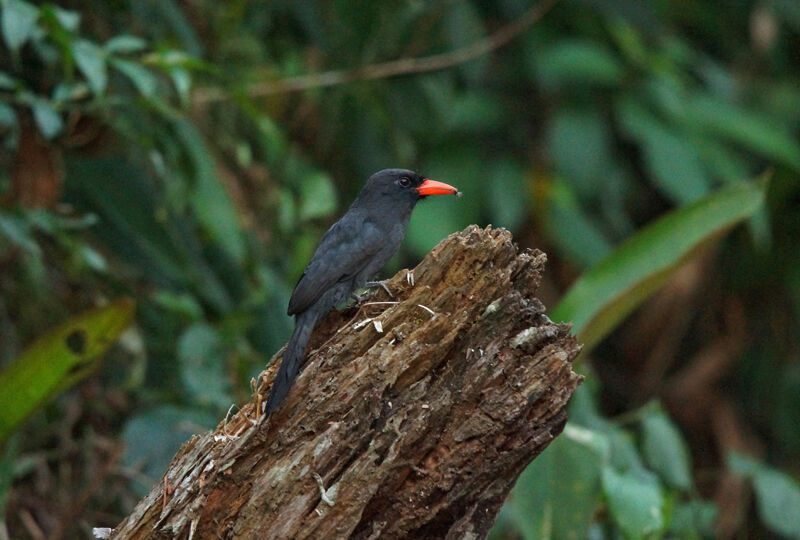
(110, 225), (582, 539)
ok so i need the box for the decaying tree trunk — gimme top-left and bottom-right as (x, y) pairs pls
(109, 225), (582, 539)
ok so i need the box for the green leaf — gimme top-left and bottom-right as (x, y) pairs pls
(298, 172), (337, 220)
(533, 39), (625, 89)
(104, 34), (147, 54)
(175, 120), (246, 264)
(76, 244), (108, 273)
(547, 108), (615, 197)
(641, 410), (692, 490)
(728, 453), (800, 538)
(0, 213), (39, 256)
(111, 58), (158, 97)
(177, 323), (232, 410)
(617, 99), (710, 203)
(169, 67), (191, 106)
(609, 429), (647, 472)
(30, 99), (63, 139)
(669, 500), (718, 538)
(544, 180), (613, 268)
(152, 290), (203, 320)
(640, 128), (710, 203)
(0, 298), (135, 442)
(51, 6), (79, 31)
(122, 405), (216, 496)
(73, 39), (107, 95)
(751, 467), (800, 538)
(503, 424), (609, 539)
(726, 452), (762, 476)
(52, 81), (91, 103)
(1, 0), (39, 53)
(552, 175), (768, 353)
(685, 94), (800, 172)
(0, 102), (16, 132)
(0, 71), (16, 89)
(602, 467), (665, 539)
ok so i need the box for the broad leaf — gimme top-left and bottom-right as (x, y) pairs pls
(752, 468), (800, 538)
(177, 323), (232, 410)
(641, 409), (692, 490)
(504, 424), (609, 539)
(111, 58), (157, 97)
(685, 94), (800, 172)
(0, 298), (135, 442)
(616, 98), (711, 204)
(104, 34), (147, 54)
(73, 39), (107, 95)
(1, 0), (38, 54)
(728, 453), (800, 538)
(602, 467), (665, 539)
(31, 99), (63, 139)
(552, 175), (767, 353)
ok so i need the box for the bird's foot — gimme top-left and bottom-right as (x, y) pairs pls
(351, 290), (371, 304)
(364, 279), (395, 299)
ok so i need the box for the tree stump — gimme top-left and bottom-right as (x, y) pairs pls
(109, 225), (582, 539)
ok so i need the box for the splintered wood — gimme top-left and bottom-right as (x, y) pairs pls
(110, 225), (582, 540)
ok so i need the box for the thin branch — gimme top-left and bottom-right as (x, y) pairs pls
(193, 0), (560, 104)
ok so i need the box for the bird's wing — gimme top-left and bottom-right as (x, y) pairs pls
(287, 215), (384, 316)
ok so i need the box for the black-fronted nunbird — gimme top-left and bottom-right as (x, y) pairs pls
(265, 168), (459, 412)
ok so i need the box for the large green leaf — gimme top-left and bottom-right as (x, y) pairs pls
(110, 58), (158, 97)
(551, 175), (767, 353)
(684, 94), (800, 172)
(0, 298), (135, 442)
(602, 467), (665, 539)
(503, 424), (609, 539)
(176, 120), (246, 265)
(641, 409), (692, 490)
(31, 99), (63, 139)
(72, 39), (108, 95)
(728, 453), (800, 538)
(1, 0), (39, 54)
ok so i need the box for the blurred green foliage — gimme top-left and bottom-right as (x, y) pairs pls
(1, 0), (799, 537)
(0, 298), (134, 443)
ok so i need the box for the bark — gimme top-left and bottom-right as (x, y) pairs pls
(110, 225), (582, 540)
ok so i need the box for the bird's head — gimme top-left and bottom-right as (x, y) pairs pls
(359, 169), (459, 211)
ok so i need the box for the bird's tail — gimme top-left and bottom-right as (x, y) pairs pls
(265, 310), (318, 413)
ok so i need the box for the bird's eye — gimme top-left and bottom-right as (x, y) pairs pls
(399, 177), (411, 187)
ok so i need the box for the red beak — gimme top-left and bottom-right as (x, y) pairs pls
(415, 179), (459, 196)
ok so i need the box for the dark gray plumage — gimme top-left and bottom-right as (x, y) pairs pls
(265, 168), (458, 412)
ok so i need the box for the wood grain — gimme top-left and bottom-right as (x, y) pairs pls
(110, 225), (582, 539)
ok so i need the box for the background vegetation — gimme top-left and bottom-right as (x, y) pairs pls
(1, 0), (799, 538)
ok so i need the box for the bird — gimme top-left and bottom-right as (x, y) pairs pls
(265, 168), (460, 412)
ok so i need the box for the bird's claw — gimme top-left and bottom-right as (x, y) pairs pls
(365, 279), (394, 299)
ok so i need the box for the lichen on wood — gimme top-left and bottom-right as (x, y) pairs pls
(109, 225), (582, 540)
